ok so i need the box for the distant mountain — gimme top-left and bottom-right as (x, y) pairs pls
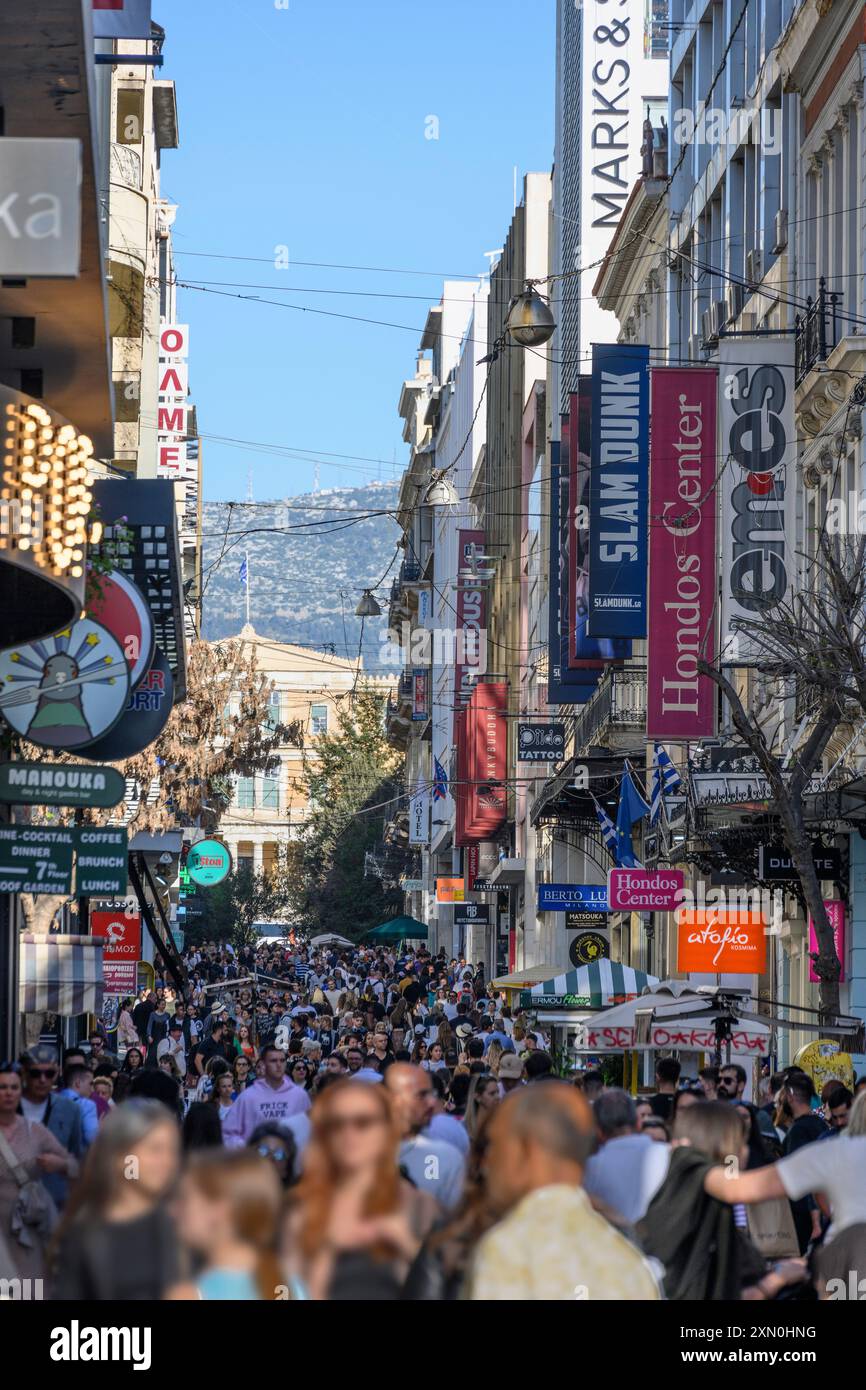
(201, 483), (401, 668)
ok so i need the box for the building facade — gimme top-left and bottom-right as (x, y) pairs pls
(220, 626), (391, 881)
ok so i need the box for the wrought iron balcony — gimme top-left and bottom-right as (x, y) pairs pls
(571, 665), (647, 754)
(795, 279), (841, 385)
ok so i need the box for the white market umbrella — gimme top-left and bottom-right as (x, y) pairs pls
(310, 933), (354, 948)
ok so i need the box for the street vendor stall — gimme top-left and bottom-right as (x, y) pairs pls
(580, 980), (770, 1057)
(575, 979), (771, 1094)
(520, 961), (659, 1060)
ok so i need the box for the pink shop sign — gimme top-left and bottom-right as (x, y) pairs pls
(608, 867), (684, 912)
(808, 900), (845, 983)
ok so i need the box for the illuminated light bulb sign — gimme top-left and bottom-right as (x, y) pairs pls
(0, 400), (93, 578)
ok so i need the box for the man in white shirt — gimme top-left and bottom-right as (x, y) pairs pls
(385, 1063), (465, 1210)
(582, 1088), (670, 1225)
(442, 992), (460, 1022)
(158, 1019), (187, 1077)
(424, 1072), (470, 1157)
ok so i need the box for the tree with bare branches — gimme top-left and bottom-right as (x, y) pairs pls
(698, 531), (866, 1023)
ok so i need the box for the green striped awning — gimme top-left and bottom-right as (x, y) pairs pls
(525, 960), (658, 1010)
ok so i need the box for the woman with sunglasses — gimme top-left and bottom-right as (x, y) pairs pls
(290, 1060), (312, 1092)
(248, 1122), (297, 1188)
(285, 1080), (434, 1300)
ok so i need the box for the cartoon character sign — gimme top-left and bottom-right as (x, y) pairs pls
(0, 620), (131, 750)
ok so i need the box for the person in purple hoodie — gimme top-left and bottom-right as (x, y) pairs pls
(222, 1044), (311, 1147)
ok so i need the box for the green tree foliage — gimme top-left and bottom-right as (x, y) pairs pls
(288, 689), (404, 939)
(201, 861), (295, 951)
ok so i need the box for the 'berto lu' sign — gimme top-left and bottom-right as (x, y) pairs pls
(717, 341), (797, 662)
(588, 343), (650, 638)
(187, 839), (232, 888)
(608, 867), (684, 912)
(0, 761), (125, 808)
(538, 883), (609, 912)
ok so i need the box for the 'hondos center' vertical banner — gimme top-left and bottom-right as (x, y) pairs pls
(647, 367), (718, 738)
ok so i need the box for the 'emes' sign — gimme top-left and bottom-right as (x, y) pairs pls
(718, 343), (797, 662)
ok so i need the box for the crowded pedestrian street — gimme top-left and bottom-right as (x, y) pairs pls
(3, 933), (864, 1319)
(1, 0), (866, 1357)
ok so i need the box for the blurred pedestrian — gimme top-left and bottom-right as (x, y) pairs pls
(285, 1079), (434, 1299)
(0, 1063), (77, 1281)
(50, 1099), (181, 1300)
(466, 1082), (660, 1300)
(168, 1149), (283, 1300)
(248, 1122), (298, 1188)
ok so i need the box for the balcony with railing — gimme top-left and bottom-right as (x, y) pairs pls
(795, 279), (841, 386)
(571, 665), (647, 754)
(794, 280), (866, 438)
(388, 560), (424, 627)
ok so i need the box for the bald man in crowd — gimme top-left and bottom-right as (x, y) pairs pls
(466, 1081), (661, 1300)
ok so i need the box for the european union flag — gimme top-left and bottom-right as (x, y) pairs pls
(615, 763), (650, 868)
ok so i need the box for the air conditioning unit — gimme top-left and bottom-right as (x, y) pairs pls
(726, 281), (745, 322)
(746, 248), (763, 285)
(702, 300), (726, 342)
(772, 208), (788, 255)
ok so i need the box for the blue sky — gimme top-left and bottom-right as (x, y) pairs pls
(160, 0), (555, 501)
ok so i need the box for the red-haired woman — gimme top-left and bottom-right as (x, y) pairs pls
(284, 1079), (435, 1300)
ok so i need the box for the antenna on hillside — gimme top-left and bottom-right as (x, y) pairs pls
(246, 466), (253, 504)
(313, 463), (320, 493)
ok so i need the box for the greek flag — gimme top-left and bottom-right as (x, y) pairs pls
(650, 743), (683, 826)
(433, 755), (448, 801)
(592, 795), (618, 860)
(238, 556), (248, 585)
